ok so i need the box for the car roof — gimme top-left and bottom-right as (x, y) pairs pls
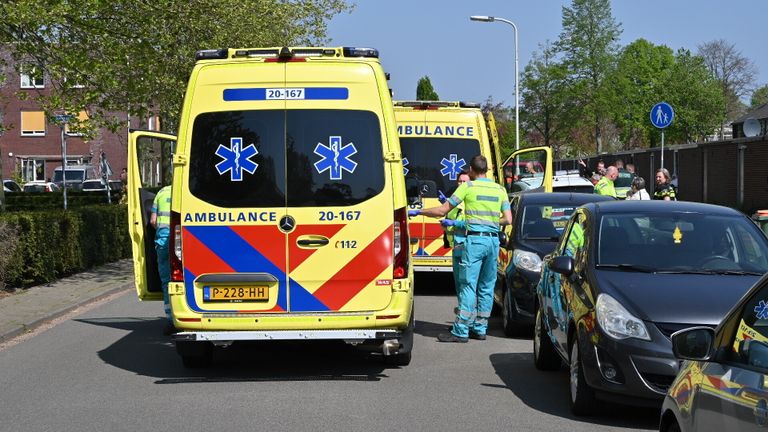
(584, 200), (746, 217)
(517, 192), (615, 205)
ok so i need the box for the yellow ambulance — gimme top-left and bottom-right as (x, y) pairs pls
(393, 101), (504, 272)
(127, 47), (415, 367)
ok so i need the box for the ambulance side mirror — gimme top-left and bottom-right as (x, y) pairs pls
(405, 176), (421, 206)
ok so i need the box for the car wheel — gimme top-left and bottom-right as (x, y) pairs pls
(502, 288), (518, 337)
(533, 308), (561, 370)
(663, 419), (681, 432)
(384, 308), (414, 367)
(569, 338), (597, 416)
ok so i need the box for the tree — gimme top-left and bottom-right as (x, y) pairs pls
(555, 0), (622, 154)
(416, 76), (439, 101)
(663, 49), (724, 143)
(0, 0), (349, 133)
(751, 85), (768, 109)
(697, 39), (757, 138)
(520, 42), (570, 156)
(608, 39), (675, 149)
(481, 96), (516, 160)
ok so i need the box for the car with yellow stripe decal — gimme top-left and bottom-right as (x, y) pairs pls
(128, 47), (414, 367)
(393, 101), (505, 272)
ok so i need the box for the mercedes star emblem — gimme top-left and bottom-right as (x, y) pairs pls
(279, 215), (296, 232)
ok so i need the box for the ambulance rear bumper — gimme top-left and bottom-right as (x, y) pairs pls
(173, 329), (401, 342)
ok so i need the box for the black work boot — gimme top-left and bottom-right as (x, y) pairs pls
(468, 332), (486, 341)
(437, 333), (468, 343)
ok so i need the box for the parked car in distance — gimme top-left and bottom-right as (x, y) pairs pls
(3, 179), (22, 193)
(511, 170), (597, 194)
(22, 181), (60, 193)
(53, 164), (96, 191)
(81, 179), (123, 192)
(534, 201), (768, 415)
(495, 192), (615, 336)
(661, 272), (768, 432)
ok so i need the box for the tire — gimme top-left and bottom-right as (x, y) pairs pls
(176, 341), (213, 368)
(569, 338), (597, 416)
(533, 308), (561, 370)
(502, 287), (519, 337)
(384, 309), (414, 367)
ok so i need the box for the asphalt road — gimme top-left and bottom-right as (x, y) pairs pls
(0, 273), (659, 432)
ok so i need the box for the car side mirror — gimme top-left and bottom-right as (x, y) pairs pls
(499, 231), (508, 248)
(405, 176), (421, 206)
(671, 326), (715, 361)
(549, 256), (574, 276)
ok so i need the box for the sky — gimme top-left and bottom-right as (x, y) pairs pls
(328, 0), (768, 106)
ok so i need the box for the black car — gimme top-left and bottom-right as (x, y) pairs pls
(534, 201), (768, 415)
(661, 273), (768, 432)
(494, 192), (615, 336)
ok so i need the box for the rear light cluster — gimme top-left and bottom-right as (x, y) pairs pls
(393, 207), (410, 278)
(170, 211), (184, 282)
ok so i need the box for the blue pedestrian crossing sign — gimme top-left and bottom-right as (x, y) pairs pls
(650, 102), (674, 129)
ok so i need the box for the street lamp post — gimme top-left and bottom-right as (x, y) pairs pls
(53, 114), (73, 210)
(470, 15), (519, 153)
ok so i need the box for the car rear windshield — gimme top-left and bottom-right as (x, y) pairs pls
(53, 171), (85, 182)
(189, 109), (384, 208)
(597, 213), (768, 273)
(521, 204), (577, 239)
(400, 137), (480, 198)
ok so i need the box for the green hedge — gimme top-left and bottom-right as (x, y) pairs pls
(0, 205), (131, 288)
(4, 191), (123, 211)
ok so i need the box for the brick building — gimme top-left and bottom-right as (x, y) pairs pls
(0, 54), (140, 184)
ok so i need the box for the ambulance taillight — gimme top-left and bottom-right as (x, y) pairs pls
(170, 211), (183, 282)
(393, 207), (410, 278)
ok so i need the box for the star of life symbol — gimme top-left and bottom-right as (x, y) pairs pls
(402, 157), (410, 175)
(440, 154), (466, 181)
(314, 136), (358, 180)
(215, 137), (259, 181)
(755, 300), (768, 320)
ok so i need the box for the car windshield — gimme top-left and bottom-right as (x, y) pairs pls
(520, 204), (578, 240)
(82, 180), (103, 188)
(53, 170), (85, 182)
(596, 212), (768, 273)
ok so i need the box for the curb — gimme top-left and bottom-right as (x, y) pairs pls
(0, 282), (134, 344)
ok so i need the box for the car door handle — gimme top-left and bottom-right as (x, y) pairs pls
(296, 236), (330, 247)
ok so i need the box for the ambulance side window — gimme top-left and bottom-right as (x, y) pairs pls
(188, 110), (286, 208)
(729, 283), (768, 372)
(285, 110), (385, 207)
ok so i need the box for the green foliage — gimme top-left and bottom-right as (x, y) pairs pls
(482, 97), (515, 160)
(0, 205), (130, 288)
(0, 220), (19, 289)
(416, 76), (439, 101)
(0, 0), (350, 133)
(555, 0), (622, 153)
(5, 191), (122, 211)
(751, 85), (768, 109)
(608, 39), (675, 149)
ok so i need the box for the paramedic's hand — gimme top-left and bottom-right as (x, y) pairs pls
(437, 190), (447, 204)
(440, 219), (456, 227)
(408, 209), (420, 218)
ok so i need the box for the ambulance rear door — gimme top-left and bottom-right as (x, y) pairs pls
(282, 60), (394, 313)
(501, 146), (553, 194)
(127, 130), (177, 301)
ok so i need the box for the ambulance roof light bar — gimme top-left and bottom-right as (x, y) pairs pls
(394, 101), (481, 109)
(195, 49), (229, 61)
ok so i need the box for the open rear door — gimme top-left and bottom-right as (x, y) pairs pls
(501, 146), (553, 194)
(127, 129), (177, 301)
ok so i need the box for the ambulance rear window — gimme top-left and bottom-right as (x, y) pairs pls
(188, 109), (384, 208)
(400, 138), (480, 197)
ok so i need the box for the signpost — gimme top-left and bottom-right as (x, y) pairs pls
(53, 114), (73, 210)
(650, 102), (674, 169)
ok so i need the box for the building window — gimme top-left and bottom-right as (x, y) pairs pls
(20, 66), (44, 89)
(20, 111), (46, 136)
(21, 159), (46, 182)
(64, 111), (89, 137)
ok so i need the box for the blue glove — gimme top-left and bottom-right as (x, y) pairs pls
(440, 219), (456, 227)
(408, 209), (420, 217)
(437, 190), (447, 204)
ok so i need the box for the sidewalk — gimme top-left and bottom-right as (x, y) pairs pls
(0, 259), (134, 343)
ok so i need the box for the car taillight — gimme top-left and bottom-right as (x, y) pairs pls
(393, 207), (409, 279)
(170, 211), (183, 282)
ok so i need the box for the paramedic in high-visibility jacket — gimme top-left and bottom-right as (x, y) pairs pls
(150, 185), (173, 331)
(409, 155), (512, 342)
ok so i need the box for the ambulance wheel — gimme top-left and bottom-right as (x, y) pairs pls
(385, 310), (414, 367)
(176, 341), (213, 368)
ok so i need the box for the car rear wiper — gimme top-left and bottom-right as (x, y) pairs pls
(595, 264), (656, 273)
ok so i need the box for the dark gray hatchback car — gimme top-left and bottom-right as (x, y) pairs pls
(661, 272), (768, 432)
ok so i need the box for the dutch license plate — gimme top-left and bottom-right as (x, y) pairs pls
(203, 286), (269, 302)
